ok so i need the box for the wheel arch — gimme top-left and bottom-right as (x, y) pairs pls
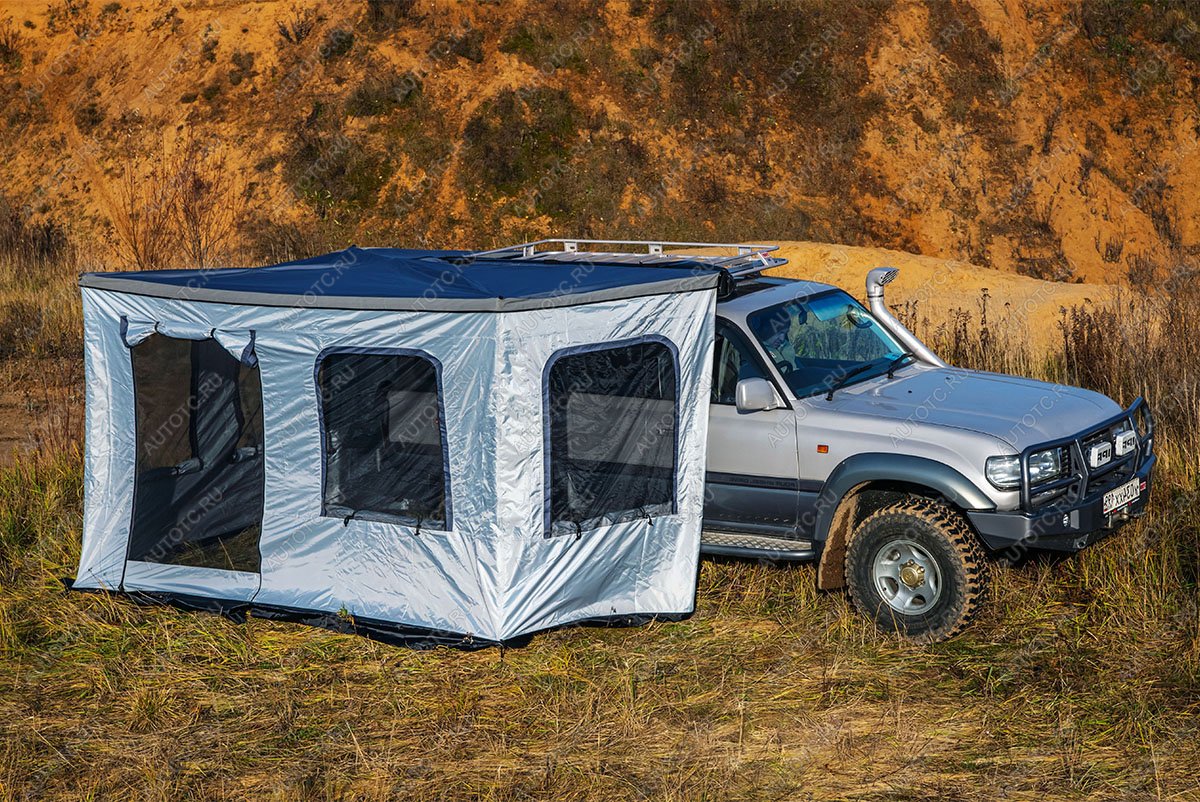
(812, 454), (995, 591)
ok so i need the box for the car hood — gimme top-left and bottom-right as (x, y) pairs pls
(836, 366), (1123, 449)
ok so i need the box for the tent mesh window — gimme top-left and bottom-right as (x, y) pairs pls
(318, 351), (448, 529)
(128, 335), (264, 573)
(546, 339), (678, 537)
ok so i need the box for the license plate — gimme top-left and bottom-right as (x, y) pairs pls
(1103, 478), (1141, 514)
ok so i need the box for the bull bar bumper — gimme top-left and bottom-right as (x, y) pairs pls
(967, 454), (1154, 552)
(966, 398), (1155, 554)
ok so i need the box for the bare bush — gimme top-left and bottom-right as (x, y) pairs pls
(1056, 283), (1200, 470)
(108, 135), (243, 270)
(1098, 233), (1124, 263)
(110, 146), (178, 270)
(1126, 252), (1158, 286)
(276, 5), (316, 44)
(365, 0), (416, 34)
(0, 194), (71, 273)
(0, 16), (21, 70)
(173, 138), (240, 268)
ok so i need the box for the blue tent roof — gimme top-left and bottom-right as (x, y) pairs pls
(79, 247), (722, 312)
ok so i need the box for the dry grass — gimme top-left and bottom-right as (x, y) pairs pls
(1, 244), (1199, 800)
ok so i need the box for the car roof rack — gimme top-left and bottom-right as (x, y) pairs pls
(469, 239), (788, 280)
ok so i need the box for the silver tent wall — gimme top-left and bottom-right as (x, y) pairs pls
(74, 282), (716, 644)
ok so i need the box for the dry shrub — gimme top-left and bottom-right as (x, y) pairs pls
(364, 0), (416, 34)
(0, 196), (70, 275)
(898, 288), (1040, 377)
(1059, 278), (1200, 476)
(0, 16), (21, 70)
(173, 138), (239, 268)
(276, 4), (316, 45)
(111, 145), (179, 270)
(110, 135), (243, 270)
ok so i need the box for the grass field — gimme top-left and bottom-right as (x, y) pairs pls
(2, 248), (1200, 800)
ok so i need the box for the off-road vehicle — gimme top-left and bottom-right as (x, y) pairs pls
(499, 240), (1156, 642)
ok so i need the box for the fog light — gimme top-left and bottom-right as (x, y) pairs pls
(1087, 441), (1112, 469)
(1115, 429), (1137, 456)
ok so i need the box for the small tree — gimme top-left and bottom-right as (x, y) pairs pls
(109, 134), (243, 270)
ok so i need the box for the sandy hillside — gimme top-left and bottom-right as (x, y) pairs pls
(680, 240), (1108, 352)
(1, 1), (1198, 285)
(766, 241), (1109, 352)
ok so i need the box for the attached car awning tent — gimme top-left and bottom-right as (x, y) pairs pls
(73, 247), (718, 646)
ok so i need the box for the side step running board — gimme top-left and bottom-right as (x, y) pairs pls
(700, 531), (816, 561)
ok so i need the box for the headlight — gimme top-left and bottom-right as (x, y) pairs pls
(987, 449), (1066, 490)
(1027, 447), (1066, 484)
(985, 455), (1021, 490)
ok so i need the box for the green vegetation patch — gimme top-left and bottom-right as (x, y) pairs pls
(282, 127), (394, 217)
(72, 99), (104, 133)
(647, 0), (884, 125)
(344, 71), (421, 117)
(500, 24), (587, 73)
(322, 27), (354, 60)
(927, 0), (1004, 119)
(462, 87), (580, 193)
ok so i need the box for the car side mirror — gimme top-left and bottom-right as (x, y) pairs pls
(735, 378), (780, 413)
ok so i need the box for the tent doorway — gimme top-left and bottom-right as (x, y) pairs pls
(125, 334), (265, 577)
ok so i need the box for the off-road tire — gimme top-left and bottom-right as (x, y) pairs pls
(845, 497), (988, 643)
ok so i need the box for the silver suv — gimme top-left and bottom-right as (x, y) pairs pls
(494, 240), (1156, 642)
(701, 261), (1155, 641)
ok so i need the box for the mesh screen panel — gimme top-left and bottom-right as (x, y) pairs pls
(547, 340), (678, 537)
(318, 352), (449, 529)
(128, 335), (264, 572)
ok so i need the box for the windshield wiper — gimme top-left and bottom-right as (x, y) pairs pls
(825, 362), (879, 401)
(824, 353), (916, 400)
(886, 352), (916, 379)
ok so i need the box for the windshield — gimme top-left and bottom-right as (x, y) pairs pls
(747, 290), (907, 397)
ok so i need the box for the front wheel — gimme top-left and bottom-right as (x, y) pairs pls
(845, 497), (989, 642)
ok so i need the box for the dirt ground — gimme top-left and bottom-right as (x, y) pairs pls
(0, 387), (29, 462)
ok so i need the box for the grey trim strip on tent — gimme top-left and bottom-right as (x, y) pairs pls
(78, 272), (720, 312)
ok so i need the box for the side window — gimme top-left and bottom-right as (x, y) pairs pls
(129, 335), (264, 573)
(545, 339), (678, 537)
(317, 351), (450, 530)
(711, 323), (768, 405)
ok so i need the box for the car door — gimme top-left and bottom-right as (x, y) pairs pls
(704, 319), (801, 537)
